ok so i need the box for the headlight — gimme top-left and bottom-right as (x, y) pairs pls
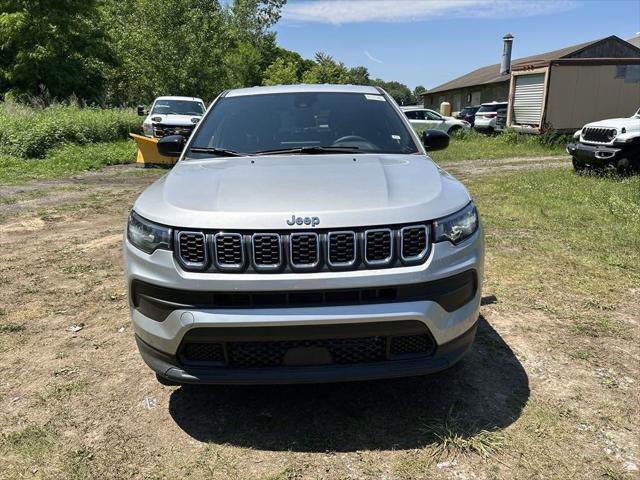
(127, 211), (172, 254)
(573, 130), (581, 139)
(433, 202), (479, 244)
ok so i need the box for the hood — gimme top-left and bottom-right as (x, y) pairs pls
(148, 114), (200, 126)
(134, 154), (471, 230)
(584, 116), (640, 132)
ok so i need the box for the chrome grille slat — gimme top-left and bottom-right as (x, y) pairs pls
(327, 231), (356, 267)
(177, 231), (208, 268)
(252, 233), (282, 271)
(214, 233), (245, 271)
(401, 225), (429, 262)
(290, 233), (320, 269)
(364, 229), (393, 265)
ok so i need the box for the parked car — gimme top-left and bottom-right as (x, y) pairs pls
(495, 107), (508, 132)
(124, 84), (484, 385)
(139, 96), (206, 138)
(401, 107), (471, 134)
(567, 107), (640, 173)
(474, 102), (508, 132)
(456, 105), (481, 126)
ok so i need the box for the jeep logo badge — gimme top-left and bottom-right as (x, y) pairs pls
(287, 215), (320, 227)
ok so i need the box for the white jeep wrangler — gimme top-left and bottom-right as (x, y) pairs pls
(567, 108), (640, 173)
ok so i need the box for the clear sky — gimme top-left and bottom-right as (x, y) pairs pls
(275, 0), (640, 89)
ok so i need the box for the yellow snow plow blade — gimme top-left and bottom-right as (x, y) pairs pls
(129, 133), (177, 167)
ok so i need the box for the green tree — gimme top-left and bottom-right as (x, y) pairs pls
(372, 79), (414, 105)
(103, 0), (227, 105)
(102, 0), (286, 105)
(0, 0), (114, 102)
(347, 66), (371, 85)
(263, 57), (299, 85)
(302, 52), (351, 84)
(413, 85), (426, 103)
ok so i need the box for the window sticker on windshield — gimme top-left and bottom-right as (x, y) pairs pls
(391, 135), (401, 140)
(364, 94), (385, 101)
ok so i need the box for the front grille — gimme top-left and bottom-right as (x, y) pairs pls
(177, 232), (207, 267)
(583, 127), (616, 143)
(401, 226), (429, 261)
(173, 222), (432, 273)
(253, 234), (282, 270)
(290, 233), (319, 268)
(215, 233), (244, 270)
(328, 231), (356, 266)
(177, 322), (437, 368)
(365, 229), (393, 264)
(153, 124), (195, 138)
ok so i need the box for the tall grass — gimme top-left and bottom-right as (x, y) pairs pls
(0, 102), (140, 158)
(415, 127), (568, 162)
(0, 140), (137, 184)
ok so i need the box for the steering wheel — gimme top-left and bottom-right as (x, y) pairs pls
(332, 135), (378, 150)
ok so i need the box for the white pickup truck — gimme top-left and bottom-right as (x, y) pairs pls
(567, 108), (640, 173)
(139, 96), (206, 139)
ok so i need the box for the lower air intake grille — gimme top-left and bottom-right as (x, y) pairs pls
(401, 226), (428, 260)
(365, 229), (392, 264)
(177, 232), (206, 266)
(227, 337), (386, 367)
(180, 342), (224, 363)
(391, 334), (434, 356)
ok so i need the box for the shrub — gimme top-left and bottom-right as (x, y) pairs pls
(0, 103), (141, 158)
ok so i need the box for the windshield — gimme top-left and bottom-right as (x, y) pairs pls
(187, 92), (419, 156)
(152, 100), (204, 116)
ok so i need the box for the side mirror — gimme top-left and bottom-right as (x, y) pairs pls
(422, 129), (449, 152)
(157, 135), (185, 157)
(137, 105), (146, 116)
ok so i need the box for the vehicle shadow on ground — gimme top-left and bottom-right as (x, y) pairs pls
(168, 316), (529, 452)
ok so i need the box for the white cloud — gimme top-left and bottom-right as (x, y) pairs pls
(282, 0), (578, 25)
(364, 50), (383, 63)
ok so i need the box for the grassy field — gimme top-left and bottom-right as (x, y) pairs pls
(0, 159), (638, 478)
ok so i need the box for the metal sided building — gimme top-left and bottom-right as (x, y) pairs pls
(422, 35), (640, 133)
(508, 36), (640, 133)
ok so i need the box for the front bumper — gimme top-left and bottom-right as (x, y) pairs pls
(124, 228), (484, 383)
(137, 319), (478, 384)
(567, 141), (636, 166)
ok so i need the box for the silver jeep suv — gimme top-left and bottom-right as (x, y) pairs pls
(124, 84), (484, 385)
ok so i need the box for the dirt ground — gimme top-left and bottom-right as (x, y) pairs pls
(1, 158), (638, 480)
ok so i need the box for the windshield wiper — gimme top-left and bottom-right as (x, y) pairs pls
(253, 146), (360, 156)
(189, 147), (245, 157)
